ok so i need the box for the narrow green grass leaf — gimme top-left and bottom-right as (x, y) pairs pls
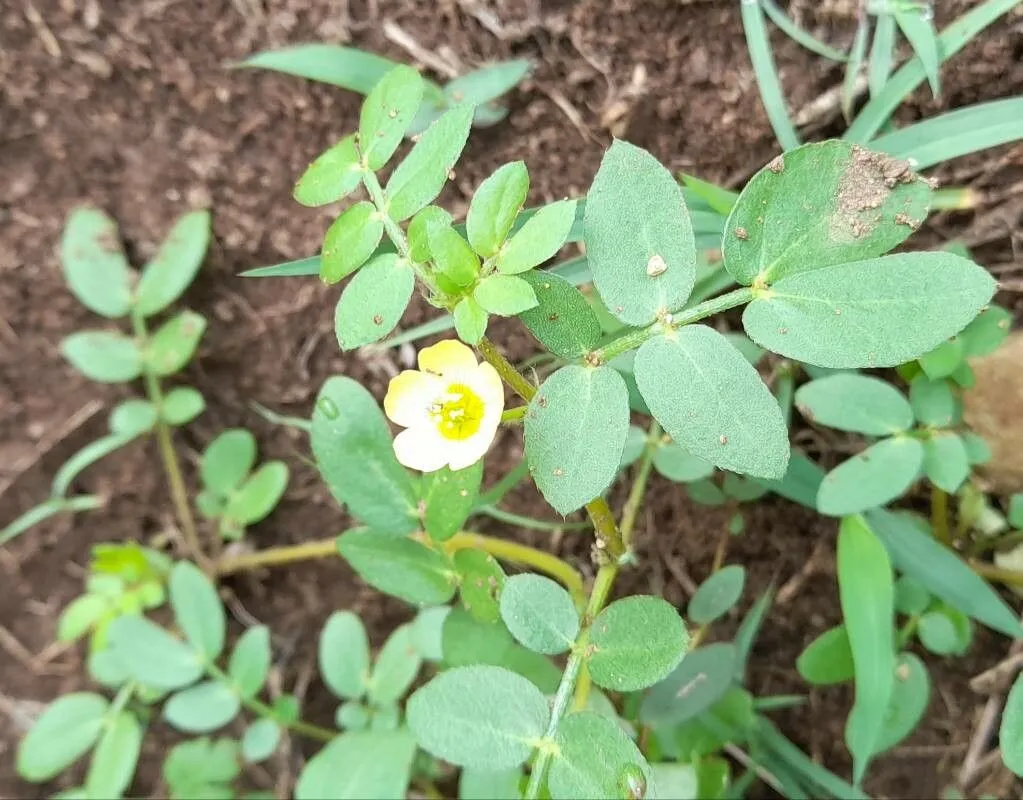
(1001, 672), (1023, 776)
(868, 13), (896, 98)
(740, 0), (800, 151)
(234, 44), (400, 94)
(894, 6), (941, 97)
(865, 509), (1022, 638)
(761, 0), (847, 61)
(52, 433), (137, 497)
(838, 515), (895, 785)
(846, 0), (1019, 142)
(0, 496), (102, 546)
(843, 16), (870, 121)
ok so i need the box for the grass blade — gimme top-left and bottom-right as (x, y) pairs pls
(233, 44), (401, 94)
(871, 97), (1023, 169)
(760, 0), (847, 61)
(250, 402), (312, 433)
(52, 433), (137, 497)
(846, 0), (1020, 142)
(733, 584), (775, 681)
(753, 717), (870, 799)
(868, 13), (896, 98)
(1, 496), (103, 546)
(843, 15), (871, 121)
(929, 186), (978, 211)
(838, 515), (895, 785)
(741, 0), (801, 151)
(895, 4), (941, 97)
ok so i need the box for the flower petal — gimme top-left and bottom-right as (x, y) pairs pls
(418, 340), (478, 378)
(472, 362), (505, 410)
(445, 428), (497, 471)
(393, 427), (449, 473)
(384, 371), (442, 428)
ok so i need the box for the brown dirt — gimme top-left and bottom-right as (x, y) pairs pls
(1, 0), (1021, 798)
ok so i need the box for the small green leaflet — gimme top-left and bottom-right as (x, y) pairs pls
(60, 208), (133, 319)
(407, 205), (452, 263)
(62, 331), (142, 383)
(474, 274), (538, 316)
(795, 374), (913, 435)
(242, 719), (281, 763)
(837, 515), (895, 785)
(909, 376), (960, 428)
(201, 429), (256, 495)
(634, 327), (789, 480)
(454, 297), (488, 344)
(917, 606), (971, 656)
(320, 201), (384, 284)
(639, 643), (736, 727)
(421, 462), (483, 542)
(319, 611), (370, 701)
(918, 338), (963, 379)
(588, 595), (688, 692)
(335, 255), (415, 350)
(499, 574), (579, 655)
(687, 565), (746, 625)
(518, 271), (601, 358)
(407, 665), (550, 771)
(496, 199), (577, 275)
(359, 65), (424, 170)
(222, 461), (289, 531)
(459, 768), (523, 800)
(295, 730), (417, 800)
(16, 693), (109, 781)
(873, 653), (930, 755)
(385, 103), (475, 221)
(161, 387), (205, 425)
(796, 625), (854, 685)
(1001, 672), (1023, 776)
(135, 210), (211, 317)
(169, 560), (226, 660)
(368, 624), (422, 706)
(817, 437), (923, 516)
(960, 304), (1011, 357)
(584, 140), (696, 326)
(548, 712), (651, 800)
(109, 399), (157, 436)
(923, 432), (969, 493)
(228, 625), (271, 699)
(743, 252), (996, 368)
(454, 549), (505, 623)
(85, 710), (143, 798)
(164, 680), (241, 733)
(106, 615), (204, 690)
(653, 443), (715, 484)
(146, 310), (207, 376)
(866, 509), (1021, 638)
(294, 135), (363, 207)
(467, 161), (529, 258)
(722, 141), (931, 286)
(336, 527), (456, 606)
(311, 377), (418, 534)
(524, 365), (630, 515)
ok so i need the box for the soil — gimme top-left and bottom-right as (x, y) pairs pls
(2, 0), (1022, 798)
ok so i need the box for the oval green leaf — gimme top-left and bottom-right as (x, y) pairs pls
(164, 680), (241, 733)
(474, 274), (538, 316)
(796, 625), (854, 685)
(496, 199), (577, 275)
(421, 462), (483, 543)
(743, 252), (996, 368)
(837, 515), (895, 785)
(584, 140), (696, 325)
(518, 270), (601, 358)
(360, 65), (425, 170)
(1001, 672), (1023, 776)
(62, 331), (142, 383)
(795, 374), (913, 435)
(319, 610), (370, 701)
(161, 387), (205, 425)
(228, 625), (271, 699)
(294, 134), (363, 207)
(242, 719), (281, 764)
(337, 527), (456, 606)
(639, 643), (736, 727)
(723, 141), (931, 286)
(817, 437), (923, 517)
(454, 549), (505, 623)
(295, 730), (417, 800)
(146, 310), (207, 377)
(499, 574), (579, 655)
(407, 665), (550, 771)
(589, 595), (688, 692)
(923, 432), (969, 493)
(873, 652), (930, 755)
(320, 201), (384, 284)
(385, 103), (475, 221)
(84, 711), (142, 798)
(687, 565), (746, 625)
(223, 461), (289, 527)
(635, 327), (789, 480)
(311, 377), (419, 534)
(548, 712), (650, 800)
(106, 614), (204, 690)
(467, 161), (529, 258)
(169, 561), (225, 661)
(909, 376), (960, 428)
(60, 208), (133, 318)
(524, 365), (630, 515)
(136, 210), (211, 317)
(653, 443), (716, 484)
(335, 255), (415, 350)
(369, 624), (422, 706)
(201, 429), (256, 495)
(16, 693), (109, 781)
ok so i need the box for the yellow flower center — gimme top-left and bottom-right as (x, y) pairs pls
(429, 383), (485, 441)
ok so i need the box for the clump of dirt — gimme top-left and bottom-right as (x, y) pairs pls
(965, 330), (1023, 493)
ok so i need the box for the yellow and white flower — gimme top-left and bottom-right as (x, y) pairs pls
(384, 340), (504, 472)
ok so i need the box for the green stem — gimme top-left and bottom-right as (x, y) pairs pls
(207, 664), (336, 743)
(969, 529), (1023, 557)
(931, 486), (952, 547)
(591, 287), (755, 364)
(475, 505), (591, 533)
(501, 406), (529, 423)
(479, 336), (537, 401)
(216, 535), (339, 575)
(525, 564), (620, 799)
(619, 422), (661, 551)
(131, 311), (209, 573)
